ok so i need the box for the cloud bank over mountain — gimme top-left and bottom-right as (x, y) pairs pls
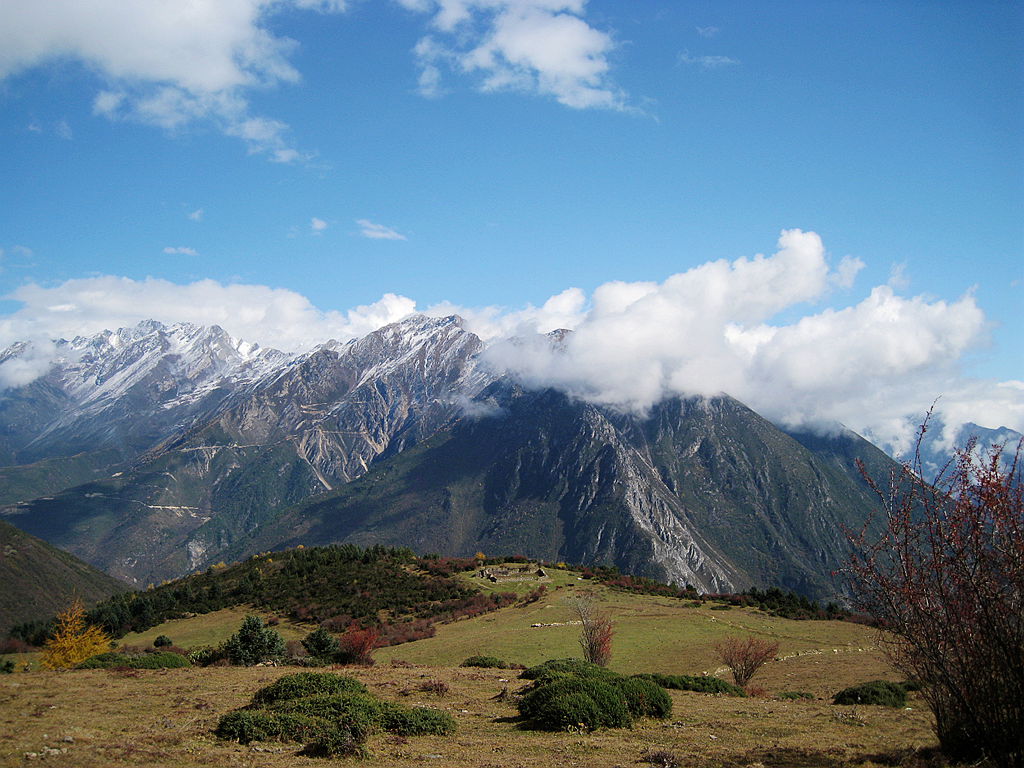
(0, 229), (1019, 456)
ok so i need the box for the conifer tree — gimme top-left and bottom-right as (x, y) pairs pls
(41, 599), (111, 669)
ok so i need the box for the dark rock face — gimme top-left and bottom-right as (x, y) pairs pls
(1, 315), (891, 598)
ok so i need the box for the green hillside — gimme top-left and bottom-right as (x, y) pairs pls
(0, 519), (128, 637)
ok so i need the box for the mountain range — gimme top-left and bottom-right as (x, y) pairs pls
(1, 317), (1016, 601)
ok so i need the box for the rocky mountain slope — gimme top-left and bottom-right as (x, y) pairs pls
(1, 316), (900, 599)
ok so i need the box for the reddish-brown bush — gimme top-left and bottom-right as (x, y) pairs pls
(714, 635), (779, 687)
(844, 418), (1023, 766)
(336, 627), (380, 666)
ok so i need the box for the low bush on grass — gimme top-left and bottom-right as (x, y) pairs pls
(216, 672), (454, 756)
(612, 677), (673, 719)
(632, 672), (746, 697)
(251, 672), (367, 706)
(832, 680), (907, 708)
(518, 659), (672, 730)
(380, 706), (456, 736)
(153, 635), (172, 647)
(77, 651), (190, 669)
(779, 691), (814, 700)
(0, 659), (15, 674)
(460, 655), (519, 669)
(520, 658), (616, 682)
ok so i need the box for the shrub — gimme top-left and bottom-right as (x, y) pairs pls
(153, 635), (172, 648)
(334, 627), (379, 665)
(567, 592), (613, 666)
(77, 651), (189, 669)
(251, 672), (367, 706)
(520, 658), (613, 681)
(271, 692), (382, 739)
(844, 418), (1023, 765)
(612, 677), (672, 719)
(461, 655), (514, 669)
(0, 659), (15, 674)
(188, 646), (224, 666)
(380, 706), (456, 736)
(642, 749), (680, 768)
(779, 691), (814, 700)
(632, 673), (746, 697)
(215, 710), (333, 744)
(714, 635), (779, 687)
(301, 627), (339, 661)
(519, 676), (633, 730)
(222, 616), (286, 666)
(833, 680), (908, 708)
(216, 672), (455, 756)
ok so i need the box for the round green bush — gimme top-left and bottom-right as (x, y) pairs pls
(77, 651), (190, 669)
(251, 672), (367, 706)
(519, 676), (633, 730)
(631, 672), (746, 697)
(612, 676), (672, 719)
(153, 635), (172, 648)
(380, 705), (457, 736)
(832, 680), (907, 708)
(272, 692), (383, 739)
(214, 710), (333, 744)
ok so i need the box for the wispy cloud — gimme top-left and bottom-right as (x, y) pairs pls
(311, 217), (328, 234)
(356, 219), (407, 241)
(162, 246), (199, 256)
(696, 26), (719, 38)
(188, 208), (204, 222)
(679, 50), (739, 69)
(55, 119), (73, 140)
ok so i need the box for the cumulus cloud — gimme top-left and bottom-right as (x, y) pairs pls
(0, 231), (1019, 454)
(311, 217), (328, 234)
(405, 0), (625, 109)
(0, 277), (415, 356)
(357, 219), (407, 240)
(162, 246), (199, 256)
(478, 230), (1020, 453)
(0, 0), (347, 159)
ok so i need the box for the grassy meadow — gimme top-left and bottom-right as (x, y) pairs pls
(0, 570), (940, 767)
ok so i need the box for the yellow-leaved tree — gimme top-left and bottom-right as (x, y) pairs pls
(41, 599), (110, 669)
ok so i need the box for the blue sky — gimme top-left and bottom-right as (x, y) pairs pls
(0, 0), (1021, 451)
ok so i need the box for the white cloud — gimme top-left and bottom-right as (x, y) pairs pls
(0, 231), (1019, 453)
(357, 219), (407, 240)
(679, 50), (739, 69)
(479, 230), (1021, 452)
(696, 26), (719, 39)
(188, 208), (205, 222)
(830, 254), (865, 289)
(162, 246), (199, 256)
(0, 0), (348, 159)
(55, 119), (73, 140)
(311, 217), (328, 234)
(406, 0), (625, 110)
(0, 277), (416, 356)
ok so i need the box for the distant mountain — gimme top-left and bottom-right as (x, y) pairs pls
(0, 519), (128, 637)
(1, 316), (899, 600)
(226, 386), (891, 600)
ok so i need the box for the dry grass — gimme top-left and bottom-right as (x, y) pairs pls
(0, 577), (940, 766)
(0, 662), (936, 768)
